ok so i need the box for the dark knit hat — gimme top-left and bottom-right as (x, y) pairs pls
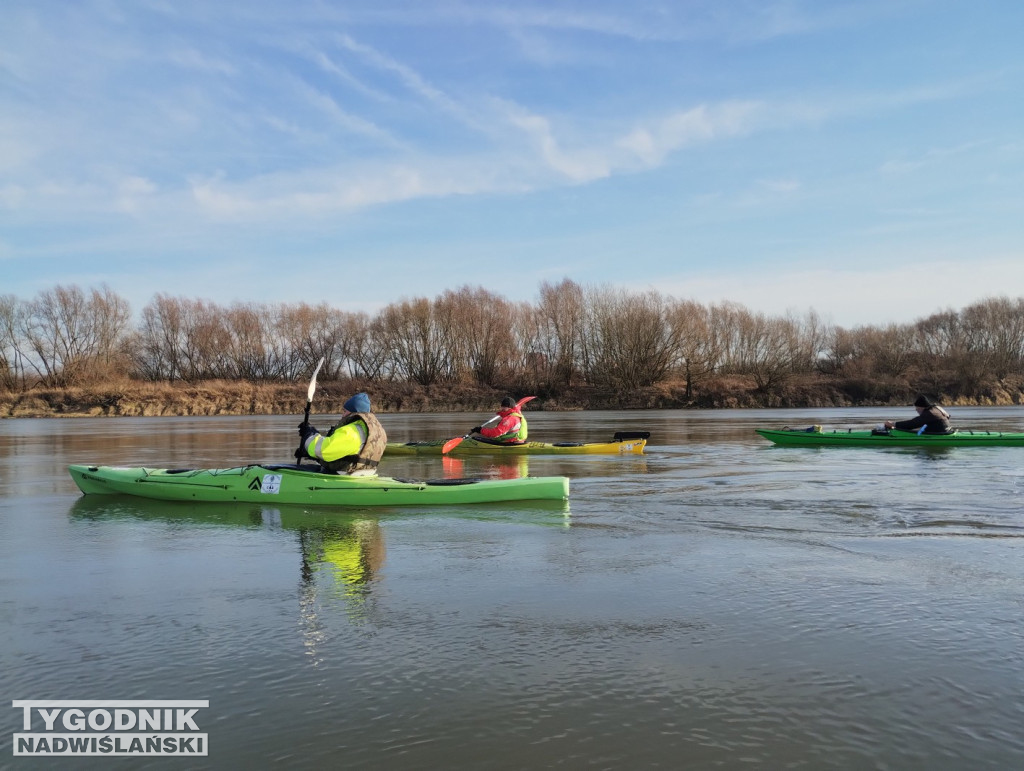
(501, 396), (516, 408)
(344, 392), (371, 413)
(913, 394), (935, 408)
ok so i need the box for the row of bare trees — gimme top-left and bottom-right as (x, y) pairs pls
(3, 282), (1024, 403)
(1, 286), (131, 389)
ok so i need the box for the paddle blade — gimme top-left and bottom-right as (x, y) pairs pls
(306, 356), (325, 401)
(441, 436), (465, 455)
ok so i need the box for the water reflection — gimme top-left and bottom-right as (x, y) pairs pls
(68, 494), (570, 667)
(292, 516), (385, 664)
(68, 495), (571, 542)
(446, 454), (530, 480)
(430, 452), (651, 484)
(70, 496), (385, 576)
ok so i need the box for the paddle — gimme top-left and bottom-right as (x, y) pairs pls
(442, 396), (535, 455)
(295, 356), (326, 466)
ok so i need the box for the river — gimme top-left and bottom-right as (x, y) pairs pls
(2, 407), (1023, 769)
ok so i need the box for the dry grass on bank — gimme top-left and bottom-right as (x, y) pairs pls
(1, 380), (537, 418)
(3, 374), (1023, 419)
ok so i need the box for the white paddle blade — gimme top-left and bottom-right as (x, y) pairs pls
(307, 357), (325, 401)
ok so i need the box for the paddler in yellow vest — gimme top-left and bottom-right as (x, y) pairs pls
(298, 392), (387, 474)
(470, 396), (529, 445)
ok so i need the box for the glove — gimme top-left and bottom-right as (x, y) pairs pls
(470, 426), (482, 434)
(298, 423), (319, 442)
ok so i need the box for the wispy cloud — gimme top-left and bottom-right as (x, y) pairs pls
(306, 48), (394, 103)
(292, 79), (403, 147)
(618, 102), (763, 167)
(334, 33), (480, 128)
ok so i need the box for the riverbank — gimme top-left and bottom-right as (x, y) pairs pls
(4, 375), (1023, 418)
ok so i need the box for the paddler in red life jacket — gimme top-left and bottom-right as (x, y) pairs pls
(298, 392), (388, 474)
(470, 396), (529, 445)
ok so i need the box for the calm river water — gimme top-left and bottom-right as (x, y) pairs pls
(2, 407), (1023, 769)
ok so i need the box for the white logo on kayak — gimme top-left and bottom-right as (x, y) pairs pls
(259, 474), (282, 494)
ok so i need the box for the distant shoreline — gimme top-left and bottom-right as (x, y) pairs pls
(3, 378), (1021, 419)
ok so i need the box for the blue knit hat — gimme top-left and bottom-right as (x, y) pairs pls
(343, 392), (371, 413)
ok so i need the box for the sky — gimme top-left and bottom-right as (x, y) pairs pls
(2, 0), (1023, 328)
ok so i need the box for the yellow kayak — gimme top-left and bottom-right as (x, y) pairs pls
(385, 431), (649, 456)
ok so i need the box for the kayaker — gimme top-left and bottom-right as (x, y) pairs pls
(470, 396), (529, 445)
(298, 392), (388, 473)
(883, 394), (953, 434)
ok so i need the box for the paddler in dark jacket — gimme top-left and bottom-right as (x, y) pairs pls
(299, 392), (387, 473)
(884, 394), (952, 434)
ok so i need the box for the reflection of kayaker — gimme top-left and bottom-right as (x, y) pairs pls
(299, 520), (385, 596)
(492, 455), (528, 480)
(297, 519), (386, 652)
(443, 454), (527, 481)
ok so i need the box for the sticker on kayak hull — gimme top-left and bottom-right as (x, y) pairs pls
(259, 474), (282, 494)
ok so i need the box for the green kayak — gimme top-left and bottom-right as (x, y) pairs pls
(385, 431), (649, 456)
(68, 464), (570, 506)
(756, 428), (1024, 447)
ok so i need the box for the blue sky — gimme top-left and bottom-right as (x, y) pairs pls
(3, 0), (1022, 327)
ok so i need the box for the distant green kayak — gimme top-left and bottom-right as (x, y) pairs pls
(68, 464), (570, 506)
(756, 428), (1024, 447)
(385, 431), (649, 456)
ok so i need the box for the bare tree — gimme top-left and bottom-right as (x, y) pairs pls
(789, 309), (831, 374)
(534, 279), (586, 388)
(338, 311), (388, 380)
(376, 298), (452, 385)
(133, 295), (230, 381)
(819, 325), (859, 376)
(724, 306), (801, 398)
(959, 297), (1024, 380)
(133, 294), (187, 380)
(665, 299), (723, 400)
(582, 286), (681, 392)
(0, 295), (30, 389)
(435, 286), (518, 386)
(21, 284), (131, 386)
(860, 323), (915, 378)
